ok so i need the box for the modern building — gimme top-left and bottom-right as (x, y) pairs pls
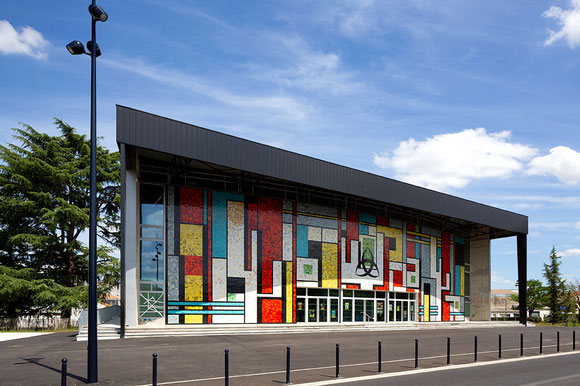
(117, 106), (528, 331)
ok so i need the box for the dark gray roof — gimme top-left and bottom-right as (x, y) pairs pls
(117, 105), (528, 234)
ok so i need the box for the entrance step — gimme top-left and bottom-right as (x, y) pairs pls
(123, 320), (524, 338)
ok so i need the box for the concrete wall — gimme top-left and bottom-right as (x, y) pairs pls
(123, 169), (138, 327)
(469, 236), (491, 321)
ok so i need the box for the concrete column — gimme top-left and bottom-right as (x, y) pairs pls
(517, 234), (527, 325)
(123, 169), (139, 327)
(469, 235), (491, 321)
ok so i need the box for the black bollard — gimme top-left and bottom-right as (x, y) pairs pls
(474, 336), (478, 362)
(61, 358), (67, 386)
(446, 337), (450, 365)
(378, 341), (382, 373)
(336, 344), (340, 378)
(574, 331), (576, 351)
(557, 331), (560, 352)
(498, 335), (502, 359)
(540, 332), (543, 354)
(225, 349), (229, 386)
(152, 353), (157, 386)
(520, 333), (524, 356)
(286, 346), (291, 385)
(415, 339), (419, 368)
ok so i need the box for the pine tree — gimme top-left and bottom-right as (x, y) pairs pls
(543, 247), (567, 324)
(0, 120), (120, 291)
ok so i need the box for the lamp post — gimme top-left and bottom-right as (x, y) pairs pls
(66, 1), (108, 383)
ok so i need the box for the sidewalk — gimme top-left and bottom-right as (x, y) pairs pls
(0, 332), (52, 342)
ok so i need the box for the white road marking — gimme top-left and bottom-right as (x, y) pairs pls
(137, 343), (574, 386)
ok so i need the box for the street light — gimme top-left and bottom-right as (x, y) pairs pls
(66, 1), (107, 384)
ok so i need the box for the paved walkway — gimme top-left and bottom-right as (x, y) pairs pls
(0, 332), (51, 342)
(0, 325), (575, 385)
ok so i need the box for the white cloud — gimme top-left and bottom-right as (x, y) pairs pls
(543, 0), (580, 47)
(101, 57), (310, 121)
(527, 146), (580, 185)
(0, 20), (49, 59)
(577, 221), (580, 229)
(491, 271), (515, 288)
(561, 248), (580, 257)
(373, 128), (538, 191)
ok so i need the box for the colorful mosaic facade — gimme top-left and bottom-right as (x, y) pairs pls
(162, 186), (469, 324)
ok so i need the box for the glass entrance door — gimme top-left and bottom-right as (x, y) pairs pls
(355, 300), (364, 321)
(377, 300), (385, 322)
(396, 301), (402, 321)
(365, 300), (374, 322)
(389, 301), (394, 322)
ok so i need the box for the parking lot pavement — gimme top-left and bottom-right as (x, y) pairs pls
(0, 325), (576, 385)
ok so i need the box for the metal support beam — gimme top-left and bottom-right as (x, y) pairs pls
(517, 233), (527, 325)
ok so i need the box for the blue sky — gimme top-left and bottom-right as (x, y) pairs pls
(1, 1), (579, 289)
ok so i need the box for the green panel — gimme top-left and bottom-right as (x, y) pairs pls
(465, 272), (470, 296)
(464, 302), (470, 318)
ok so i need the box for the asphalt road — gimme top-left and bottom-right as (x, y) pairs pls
(314, 351), (580, 386)
(0, 326), (577, 385)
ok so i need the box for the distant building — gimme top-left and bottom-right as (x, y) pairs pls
(116, 106), (529, 330)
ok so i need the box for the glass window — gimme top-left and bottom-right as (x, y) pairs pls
(330, 299), (339, 322)
(141, 227), (163, 239)
(343, 290), (353, 297)
(319, 299), (327, 322)
(377, 300), (385, 322)
(343, 299), (352, 322)
(140, 240), (164, 281)
(410, 302), (415, 321)
(296, 298), (306, 322)
(356, 290), (374, 298)
(376, 291), (386, 298)
(389, 301), (394, 322)
(308, 288), (328, 297)
(308, 299), (317, 322)
(396, 293), (408, 299)
(297, 288), (306, 296)
(365, 300), (374, 322)
(140, 185), (164, 226)
(403, 302), (408, 321)
(329, 289), (339, 297)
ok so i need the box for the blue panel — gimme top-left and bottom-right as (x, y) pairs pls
(359, 224), (369, 235)
(455, 236), (464, 244)
(297, 225), (309, 257)
(455, 265), (461, 295)
(415, 243), (420, 259)
(437, 247), (441, 272)
(168, 310), (245, 315)
(168, 301), (244, 307)
(212, 191), (244, 258)
(359, 213), (376, 224)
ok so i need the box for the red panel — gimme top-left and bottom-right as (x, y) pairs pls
(442, 232), (450, 321)
(258, 197), (282, 294)
(184, 255), (203, 276)
(374, 236), (389, 291)
(393, 270), (403, 287)
(246, 203), (257, 271)
(407, 223), (415, 232)
(407, 241), (415, 258)
(346, 284), (360, 289)
(407, 263), (415, 272)
(207, 191), (212, 323)
(346, 210), (358, 263)
(406, 288), (415, 293)
(377, 215), (389, 227)
(180, 187), (204, 224)
(261, 299), (283, 323)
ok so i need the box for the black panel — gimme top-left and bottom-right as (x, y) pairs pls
(227, 277), (245, 294)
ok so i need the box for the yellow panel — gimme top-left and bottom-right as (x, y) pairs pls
(227, 201), (244, 227)
(185, 306), (203, 324)
(321, 243), (338, 288)
(184, 275), (203, 301)
(180, 224), (203, 256)
(424, 294), (430, 322)
(461, 266), (465, 296)
(286, 262), (293, 324)
(380, 226), (402, 262)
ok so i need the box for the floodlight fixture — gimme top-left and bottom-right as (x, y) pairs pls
(66, 40), (87, 55)
(89, 4), (108, 22)
(86, 41), (101, 57)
